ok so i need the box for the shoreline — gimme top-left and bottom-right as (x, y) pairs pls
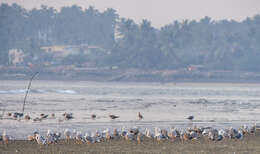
(1, 66), (260, 83)
(1, 74), (260, 84)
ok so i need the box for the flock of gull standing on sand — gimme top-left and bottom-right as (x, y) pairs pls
(1, 111), (260, 145)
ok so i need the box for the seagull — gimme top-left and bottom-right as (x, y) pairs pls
(241, 124), (249, 134)
(72, 129), (77, 139)
(189, 131), (198, 140)
(154, 127), (166, 142)
(33, 117), (42, 122)
(125, 131), (134, 141)
(137, 132), (144, 144)
(236, 130), (244, 140)
(104, 128), (112, 140)
(24, 115), (31, 120)
(113, 128), (119, 137)
(138, 112), (143, 120)
(40, 114), (48, 120)
(168, 127), (178, 139)
(218, 129), (228, 138)
(46, 129), (55, 144)
(208, 129), (218, 141)
(161, 129), (168, 139)
(121, 127), (127, 137)
(53, 132), (61, 143)
(145, 128), (154, 138)
(228, 127), (237, 139)
(27, 135), (35, 141)
(94, 130), (102, 142)
(2, 131), (9, 144)
(76, 131), (84, 144)
(13, 112), (23, 118)
(91, 114), (97, 120)
(46, 134), (54, 144)
(109, 114), (119, 120)
(64, 129), (71, 140)
(28, 130), (38, 141)
(130, 127), (139, 135)
(63, 113), (73, 120)
(35, 134), (46, 145)
(84, 133), (93, 143)
(187, 115), (194, 121)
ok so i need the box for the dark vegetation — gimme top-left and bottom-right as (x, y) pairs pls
(1, 3), (260, 71)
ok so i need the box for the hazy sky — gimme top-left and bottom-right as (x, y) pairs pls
(1, 0), (260, 28)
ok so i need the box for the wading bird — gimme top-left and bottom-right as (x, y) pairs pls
(2, 131), (9, 144)
(138, 112), (143, 120)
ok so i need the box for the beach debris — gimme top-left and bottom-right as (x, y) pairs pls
(138, 112), (143, 120)
(51, 113), (55, 118)
(0, 109), (5, 119)
(22, 72), (39, 114)
(109, 114), (119, 120)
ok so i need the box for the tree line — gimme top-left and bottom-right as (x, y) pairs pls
(1, 3), (260, 71)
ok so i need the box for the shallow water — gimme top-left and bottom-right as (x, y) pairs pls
(1, 80), (260, 139)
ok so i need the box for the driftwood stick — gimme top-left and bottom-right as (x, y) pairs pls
(0, 108), (5, 120)
(22, 72), (39, 114)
